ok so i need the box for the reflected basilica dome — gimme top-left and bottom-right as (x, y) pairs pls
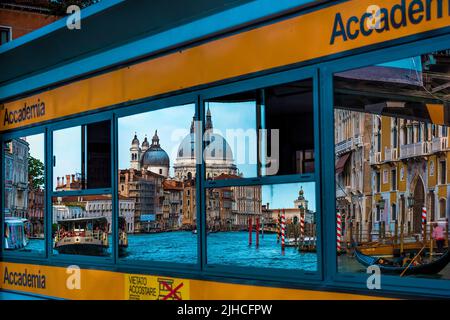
(174, 108), (237, 180)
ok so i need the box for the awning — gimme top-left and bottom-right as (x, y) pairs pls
(335, 153), (351, 174)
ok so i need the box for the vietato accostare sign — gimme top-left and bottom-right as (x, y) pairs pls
(1, 0), (449, 132)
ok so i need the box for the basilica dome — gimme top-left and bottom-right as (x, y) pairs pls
(176, 132), (234, 162)
(141, 130), (170, 168)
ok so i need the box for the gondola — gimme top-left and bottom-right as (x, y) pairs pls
(354, 248), (450, 276)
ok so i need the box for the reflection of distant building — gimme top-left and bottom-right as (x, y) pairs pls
(182, 179), (196, 228)
(28, 186), (44, 236)
(162, 180), (183, 229)
(263, 188), (315, 225)
(118, 169), (164, 233)
(52, 195), (135, 233)
(174, 108), (237, 180)
(4, 138), (29, 218)
(124, 107), (266, 233)
(52, 199), (84, 224)
(335, 52), (450, 242)
(56, 173), (82, 191)
(85, 195), (135, 233)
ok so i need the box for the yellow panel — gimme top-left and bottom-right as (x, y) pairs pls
(2, 0), (450, 131)
(0, 262), (391, 300)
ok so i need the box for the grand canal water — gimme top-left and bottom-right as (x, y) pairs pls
(24, 231), (317, 271)
(123, 231), (318, 271)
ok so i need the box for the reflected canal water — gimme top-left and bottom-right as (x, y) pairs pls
(27, 231), (318, 271)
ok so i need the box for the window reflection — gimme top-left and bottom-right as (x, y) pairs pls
(4, 134), (45, 254)
(53, 120), (111, 191)
(204, 78), (315, 180)
(206, 182), (317, 271)
(117, 104), (197, 263)
(335, 51), (450, 278)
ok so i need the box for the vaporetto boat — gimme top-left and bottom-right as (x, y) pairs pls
(54, 217), (109, 256)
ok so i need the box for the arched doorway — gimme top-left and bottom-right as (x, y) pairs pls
(412, 177), (425, 234)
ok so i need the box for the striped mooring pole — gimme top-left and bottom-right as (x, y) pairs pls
(337, 210), (342, 253)
(422, 207), (427, 240)
(300, 213), (305, 244)
(281, 210), (286, 251)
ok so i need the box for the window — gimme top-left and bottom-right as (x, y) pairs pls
(391, 203), (397, 221)
(392, 119), (398, 148)
(440, 199), (446, 220)
(51, 120), (112, 257)
(206, 182), (317, 271)
(203, 77), (318, 275)
(375, 205), (381, 222)
(334, 50), (450, 281)
(0, 26), (11, 45)
(117, 104), (197, 264)
(204, 79), (315, 179)
(53, 120), (111, 190)
(391, 169), (397, 191)
(375, 172), (381, 193)
(3, 134), (45, 255)
(440, 160), (446, 185)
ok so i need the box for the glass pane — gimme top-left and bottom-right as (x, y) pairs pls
(4, 134), (45, 254)
(53, 120), (111, 191)
(204, 78), (315, 180)
(334, 50), (450, 280)
(118, 104), (197, 263)
(206, 182), (317, 271)
(52, 194), (112, 257)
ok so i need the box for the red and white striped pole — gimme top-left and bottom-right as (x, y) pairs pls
(281, 210), (286, 251)
(337, 210), (342, 253)
(422, 207), (427, 240)
(300, 212), (305, 243)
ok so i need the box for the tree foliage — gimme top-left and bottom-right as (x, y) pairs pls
(28, 156), (45, 190)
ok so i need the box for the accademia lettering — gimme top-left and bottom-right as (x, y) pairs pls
(3, 99), (46, 126)
(330, 0), (450, 45)
(3, 266), (46, 289)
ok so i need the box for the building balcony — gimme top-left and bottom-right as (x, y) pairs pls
(399, 142), (431, 159)
(384, 147), (398, 162)
(335, 136), (363, 156)
(432, 137), (448, 153)
(369, 151), (382, 165)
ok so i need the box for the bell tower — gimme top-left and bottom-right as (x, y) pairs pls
(130, 133), (141, 170)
